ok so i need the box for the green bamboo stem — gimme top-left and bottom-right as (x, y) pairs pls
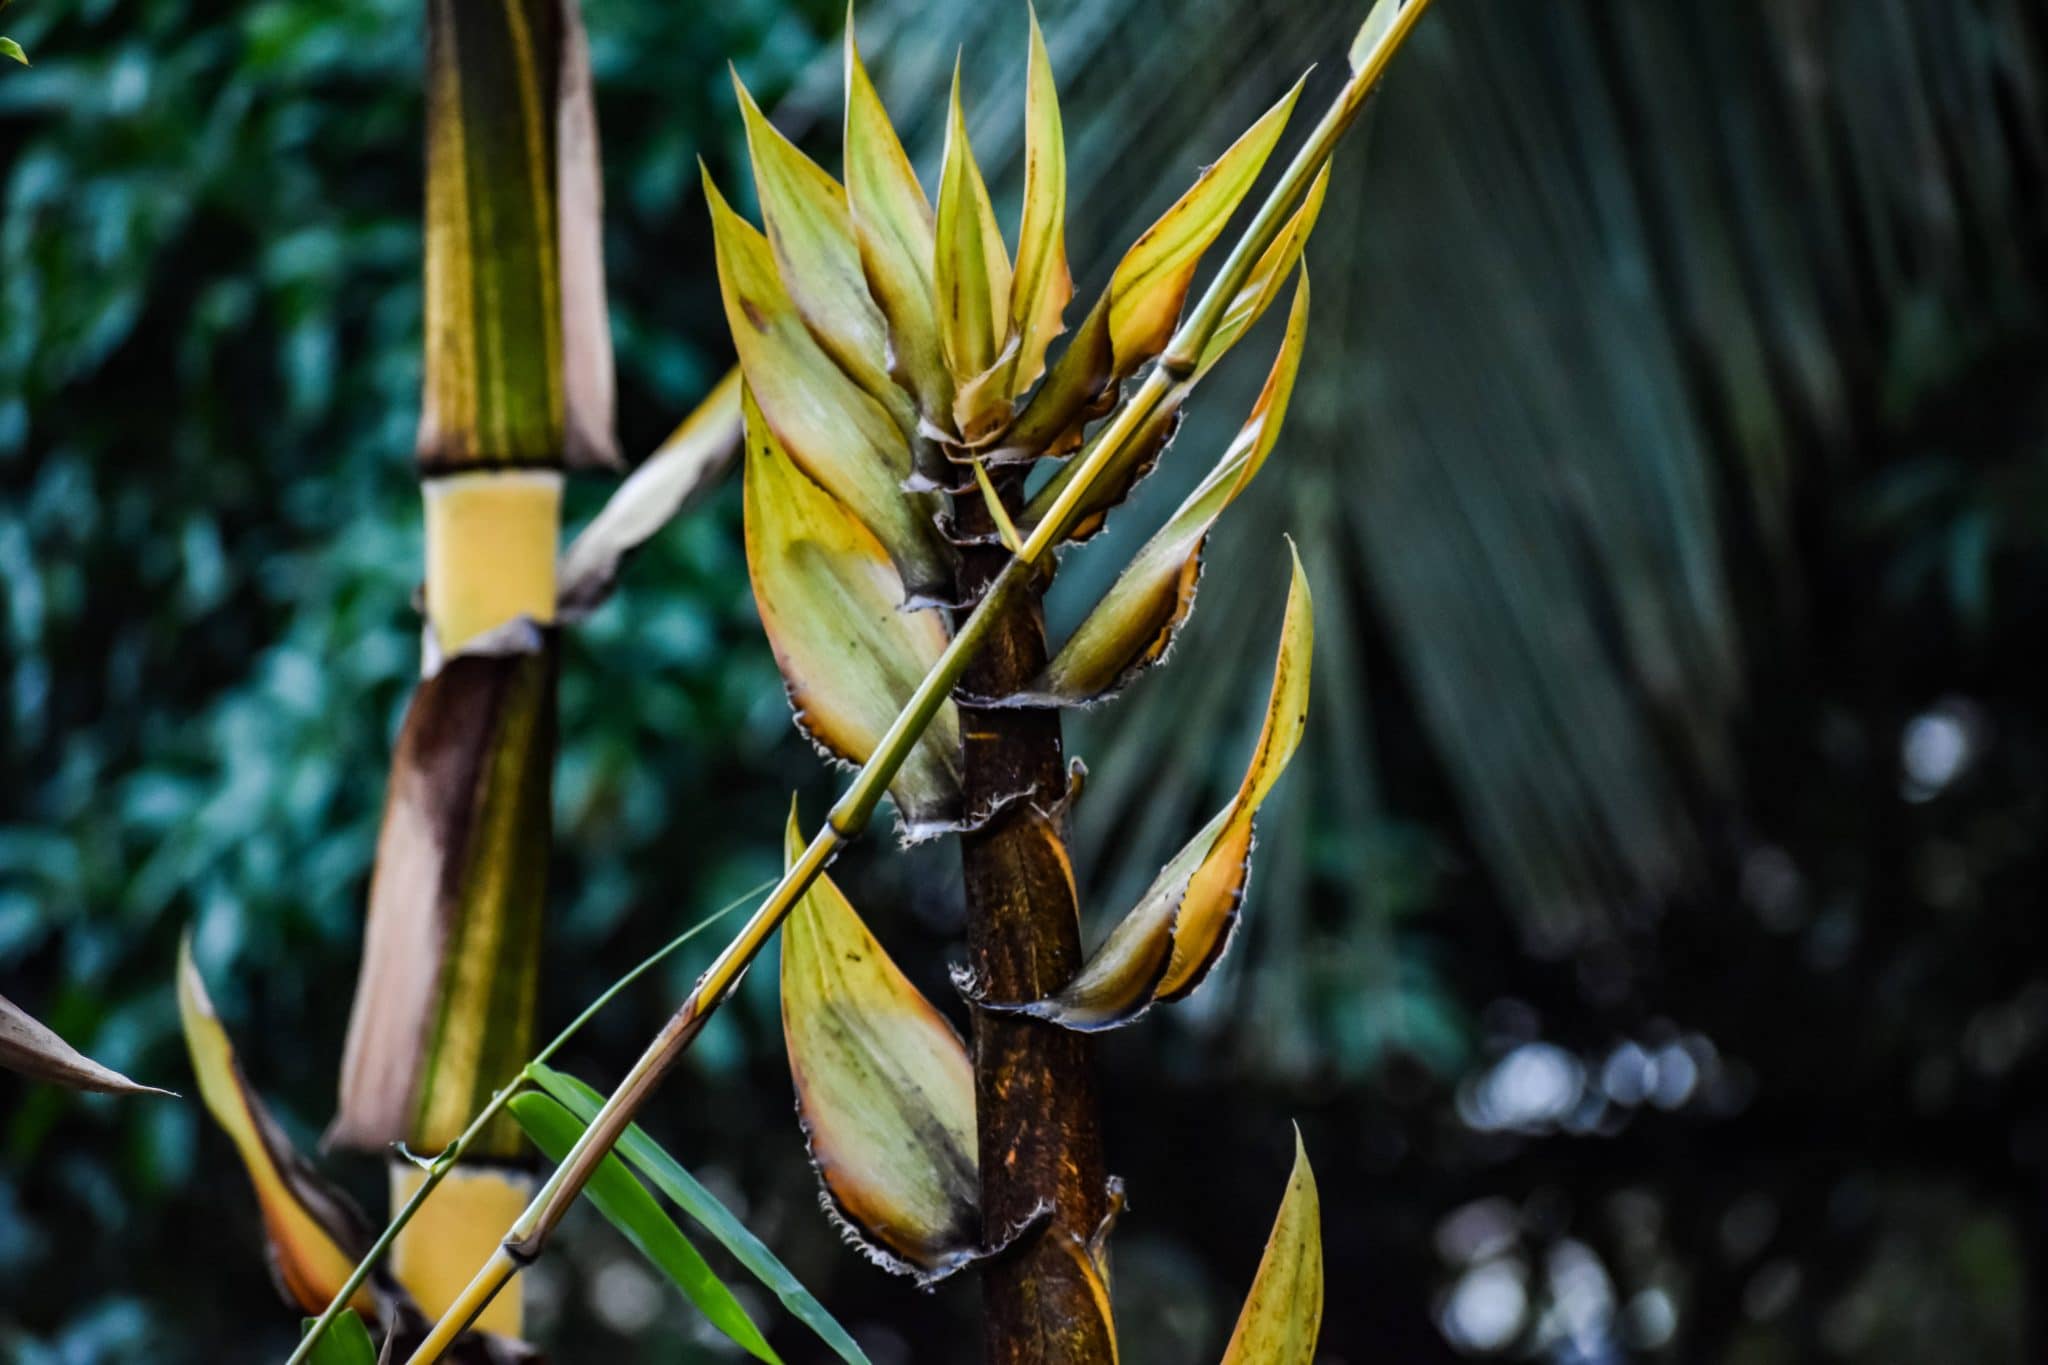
(400, 9), (1435, 1358)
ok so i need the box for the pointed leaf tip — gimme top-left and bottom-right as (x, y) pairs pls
(1034, 272), (1311, 704)
(2, 992), (170, 1097)
(935, 62), (1014, 439)
(1219, 1131), (1323, 1364)
(178, 938), (378, 1317)
(1021, 548), (1313, 1029)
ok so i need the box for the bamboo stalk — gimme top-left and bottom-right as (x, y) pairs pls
(400, 9), (1435, 1355)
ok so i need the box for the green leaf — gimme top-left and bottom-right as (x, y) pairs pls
(525, 1064), (875, 1365)
(935, 60), (1014, 442)
(2, 36), (27, 65)
(509, 1091), (782, 1364)
(298, 1310), (377, 1365)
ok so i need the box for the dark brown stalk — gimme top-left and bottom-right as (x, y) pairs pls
(954, 477), (1115, 1365)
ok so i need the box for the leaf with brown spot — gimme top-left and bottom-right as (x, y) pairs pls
(935, 62), (1014, 441)
(707, 169), (948, 600)
(1029, 273), (1309, 704)
(1219, 1129), (1323, 1365)
(1006, 5), (1071, 402)
(179, 938), (381, 1317)
(843, 17), (950, 422)
(743, 387), (963, 839)
(733, 69), (913, 435)
(778, 807), (981, 1282)
(2, 993), (170, 1096)
(1013, 547), (1313, 1029)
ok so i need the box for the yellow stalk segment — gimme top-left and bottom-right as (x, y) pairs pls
(423, 471), (563, 652)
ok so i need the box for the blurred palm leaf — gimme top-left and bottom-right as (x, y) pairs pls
(799, 0), (2048, 1074)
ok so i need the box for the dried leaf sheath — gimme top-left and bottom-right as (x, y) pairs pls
(178, 940), (380, 1318)
(331, 641), (555, 1157)
(1010, 549), (1315, 1030)
(1, 993), (168, 1096)
(742, 387), (964, 838)
(1219, 1131), (1324, 1364)
(778, 810), (981, 1280)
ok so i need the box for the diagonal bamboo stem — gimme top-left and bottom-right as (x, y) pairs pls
(397, 7), (1435, 1357)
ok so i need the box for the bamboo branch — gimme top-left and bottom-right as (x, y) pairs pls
(398, 8), (1434, 1357)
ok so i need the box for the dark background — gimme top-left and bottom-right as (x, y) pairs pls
(5, 0), (2048, 1361)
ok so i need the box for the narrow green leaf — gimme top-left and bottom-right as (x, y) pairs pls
(1219, 1129), (1324, 1364)
(2, 37), (27, 65)
(526, 1064), (875, 1365)
(509, 1091), (782, 1365)
(298, 1310), (377, 1365)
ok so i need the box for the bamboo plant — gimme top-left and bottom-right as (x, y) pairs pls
(173, 0), (744, 1358)
(377, 3), (1434, 1360)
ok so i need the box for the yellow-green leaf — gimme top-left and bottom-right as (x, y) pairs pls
(1219, 1130), (1323, 1365)
(330, 640), (554, 1157)
(996, 76), (1302, 463)
(1198, 164), (1328, 375)
(2, 36), (27, 65)
(743, 388), (963, 838)
(779, 807), (980, 1281)
(1016, 547), (1313, 1029)
(1006, 5), (1071, 401)
(733, 69), (912, 435)
(935, 62), (1013, 440)
(2, 993), (170, 1096)
(1029, 272), (1309, 703)
(843, 18), (950, 421)
(707, 169), (947, 599)
(179, 938), (380, 1317)
(1105, 74), (1304, 373)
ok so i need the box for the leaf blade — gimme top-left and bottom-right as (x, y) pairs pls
(1007, 5), (1072, 401)
(510, 1090), (782, 1364)
(1219, 1130), (1324, 1365)
(778, 806), (981, 1281)
(707, 168), (946, 599)
(742, 386), (963, 837)
(526, 1064), (875, 1365)
(299, 1310), (378, 1365)
(2, 992), (168, 1096)
(935, 63), (1014, 441)
(178, 939), (379, 1317)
